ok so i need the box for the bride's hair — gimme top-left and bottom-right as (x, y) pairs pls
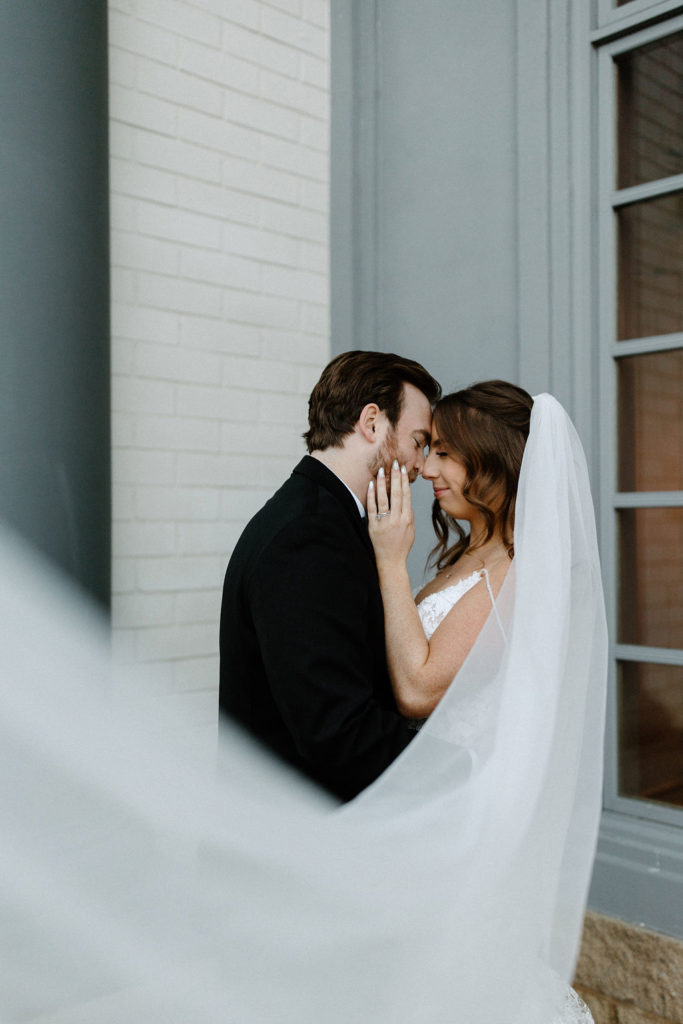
(430, 380), (533, 570)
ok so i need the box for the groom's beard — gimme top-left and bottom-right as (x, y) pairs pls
(368, 428), (415, 491)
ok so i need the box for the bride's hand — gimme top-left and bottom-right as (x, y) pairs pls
(367, 460), (415, 567)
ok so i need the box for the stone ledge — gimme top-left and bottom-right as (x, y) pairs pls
(616, 1006), (681, 1024)
(574, 911), (683, 1023)
(574, 984), (616, 1024)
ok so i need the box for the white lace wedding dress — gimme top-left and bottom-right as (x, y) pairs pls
(416, 568), (594, 1024)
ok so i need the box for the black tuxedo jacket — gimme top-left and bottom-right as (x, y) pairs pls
(219, 456), (414, 800)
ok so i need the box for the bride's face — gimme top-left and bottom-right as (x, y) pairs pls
(422, 427), (472, 521)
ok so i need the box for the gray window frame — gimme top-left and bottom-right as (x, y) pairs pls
(588, 6), (683, 937)
(596, 0), (683, 35)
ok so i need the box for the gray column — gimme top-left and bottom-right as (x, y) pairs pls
(0, 1), (110, 608)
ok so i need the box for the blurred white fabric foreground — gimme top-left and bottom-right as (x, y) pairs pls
(0, 395), (607, 1024)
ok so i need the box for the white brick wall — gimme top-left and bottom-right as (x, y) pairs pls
(109, 0), (330, 736)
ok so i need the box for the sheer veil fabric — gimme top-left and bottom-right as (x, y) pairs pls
(0, 395), (607, 1023)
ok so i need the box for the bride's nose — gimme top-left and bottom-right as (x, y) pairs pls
(422, 452), (438, 480)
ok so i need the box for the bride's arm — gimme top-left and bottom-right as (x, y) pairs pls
(368, 463), (503, 718)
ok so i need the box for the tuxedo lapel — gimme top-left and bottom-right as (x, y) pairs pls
(292, 456), (376, 564)
(354, 510), (375, 561)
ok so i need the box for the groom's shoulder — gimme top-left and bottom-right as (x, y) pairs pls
(258, 456), (336, 520)
(234, 457), (354, 552)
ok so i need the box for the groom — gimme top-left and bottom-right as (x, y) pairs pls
(219, 351), (440, 801)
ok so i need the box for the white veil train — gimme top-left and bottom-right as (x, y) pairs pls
(0, 394), (607, 1023)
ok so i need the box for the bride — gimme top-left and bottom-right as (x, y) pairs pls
(368, 380), (529, 722)
(0, 384), (606, 1024)
(366, 380), (602, 1023)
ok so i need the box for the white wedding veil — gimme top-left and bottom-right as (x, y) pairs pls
(0, 394), (607, 1023)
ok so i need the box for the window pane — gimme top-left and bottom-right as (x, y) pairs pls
(618, 507), (683, 648)
(619, 661), (683, 807)
(617, 192), (683, 341)
(616, 31), (683, 189)
(618, 349), (683, 491)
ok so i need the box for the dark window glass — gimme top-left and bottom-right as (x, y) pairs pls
(616, 31), (683, 189)
(618, 349), (683, 491)
(617, 192), (683, 341)
(619, 661), (683, 807)
(618, 507), (683, 649)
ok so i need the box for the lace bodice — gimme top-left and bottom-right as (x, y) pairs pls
(416, 569), (487, 639)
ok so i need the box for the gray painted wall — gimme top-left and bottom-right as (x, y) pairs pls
(332, 0), (521, 386)
(373, 3), (520, 391)
(0, 1), (110, 607)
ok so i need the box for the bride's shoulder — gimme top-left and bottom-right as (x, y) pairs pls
(487, 553), (513, 583)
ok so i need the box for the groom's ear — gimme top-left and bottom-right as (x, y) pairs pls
(357, 403), (382, 443)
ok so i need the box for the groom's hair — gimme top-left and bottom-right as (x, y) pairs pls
(303, 350), (441, 453)
(430, 380), (533, 570)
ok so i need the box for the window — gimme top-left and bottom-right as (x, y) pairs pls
(597, 15), (683, 825)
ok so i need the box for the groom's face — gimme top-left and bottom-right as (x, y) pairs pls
(370, 383), (432, 486)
